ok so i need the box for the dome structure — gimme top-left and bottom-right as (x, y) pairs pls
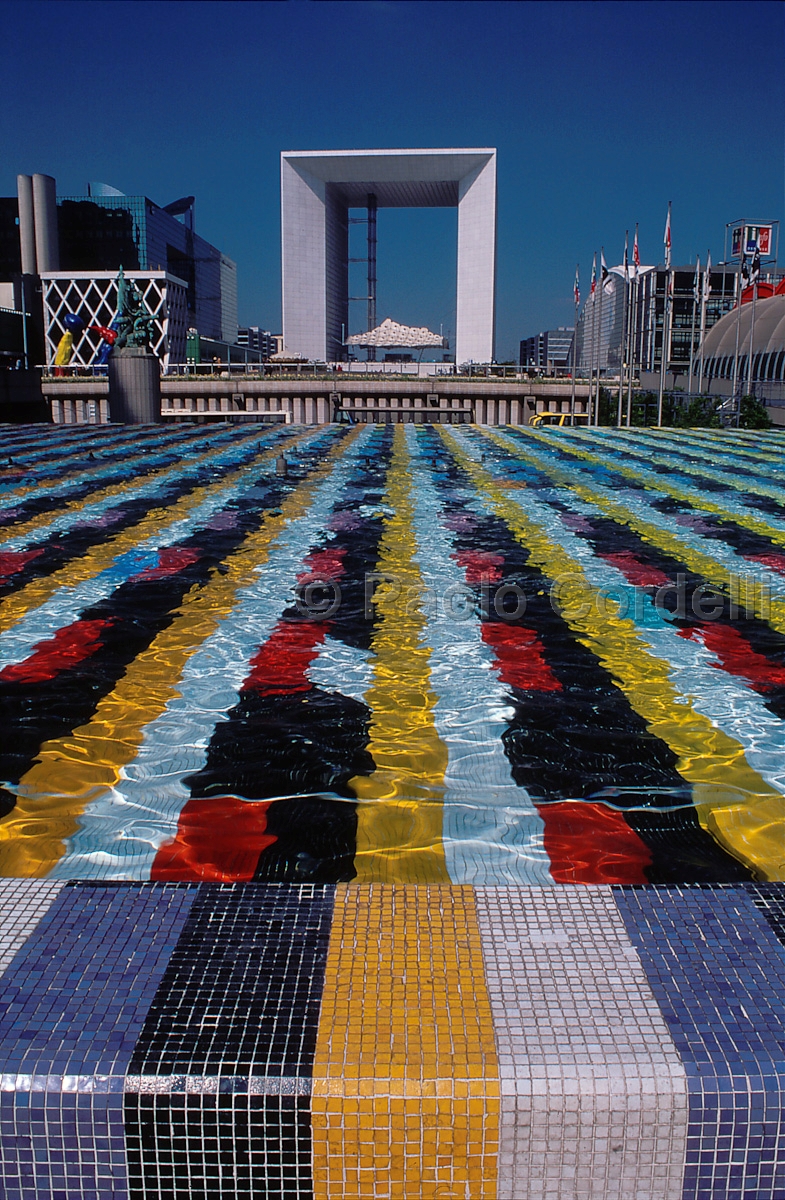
(701, 292), (785, 387)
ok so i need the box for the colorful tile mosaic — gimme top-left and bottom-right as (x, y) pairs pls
(1, 423), (785, 883)
(2, 423), (785, 1196)
(476, 886), (688, 1200)
(615, 886), (785, 1200)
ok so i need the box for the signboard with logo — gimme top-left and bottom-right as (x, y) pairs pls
(730, 223), (774, 259)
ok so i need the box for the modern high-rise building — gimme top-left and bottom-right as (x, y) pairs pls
(519, 327), (574, 371)
(0, 181), (238, 346)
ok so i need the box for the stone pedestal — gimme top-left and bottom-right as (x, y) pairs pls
(108, 347), (161, 424)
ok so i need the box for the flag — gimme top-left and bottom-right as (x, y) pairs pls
(750, 248), (761, 286)
(601, 248), (613, 294)
(702, 250), (712, 303)
(740, 254), (750, 296)
(664, 203), (672, 270)
(574, 264), (580, 307)
(590, 253), (597, 297)
(623, 230), (629, 279)
(633, 224), (640, 275)
(693, 256), (701, 304)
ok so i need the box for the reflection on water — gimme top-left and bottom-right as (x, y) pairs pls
(1, 420), (784, 884)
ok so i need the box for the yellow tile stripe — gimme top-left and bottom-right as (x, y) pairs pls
(442, 427), (785, 881)
(0, 432), (305, 636)
(526, 427), (785, 549)
(312, 884), (499, 1199)
(0, 429), (357, 877)
(350, 424), (449, 884)
(482, 427), (785, 636)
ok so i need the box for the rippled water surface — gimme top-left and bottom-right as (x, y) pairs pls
(2, 419), (785, 884)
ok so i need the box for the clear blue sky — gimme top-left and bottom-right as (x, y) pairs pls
(2, 0), (783, 359)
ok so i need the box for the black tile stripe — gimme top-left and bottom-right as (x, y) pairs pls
(124, 1094), (312, 1200)
(124, 884), (334, 1199)
(127, 884), (334, 1078)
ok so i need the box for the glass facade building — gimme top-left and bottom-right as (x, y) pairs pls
(575, 264), (740, 379)
(0, 189), (237, 345)
(56, 194), (236, 343)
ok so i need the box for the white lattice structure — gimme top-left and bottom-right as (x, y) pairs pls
(41, 271), (188, 371)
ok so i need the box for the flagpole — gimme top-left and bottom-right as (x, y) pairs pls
(687, 255), (699, 397)
(571, 264), (579, 425)
(589, 253), (597, 426)
(657, 201), (672, 427)
(617, 233), (628, 427)
(730, 258), (744, 417)
(625, 276), (634, 426)
(626, 225), (641, 426)
(747, 283), (758, 401)
(597, 249), (606, 424)
(697, 251), (710, 394)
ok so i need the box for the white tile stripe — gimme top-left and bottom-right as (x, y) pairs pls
(0, 880), (64, 979)
(476, 885), (688, 1200)
(48, 427), (372, 880)
(405, 425), (552, 884)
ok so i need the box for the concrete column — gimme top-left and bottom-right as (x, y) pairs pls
(305, 397), (315, 423)
(497, 399), (508, 425)
(475, 398), (486, 424)
(32, 174), (59, 271)
(510, 399), (521, 425)
(16, 175), (36, 274)
(316, 395), (328, 423)
(108, 348), (162, 424)
(486, 398), (497, 425)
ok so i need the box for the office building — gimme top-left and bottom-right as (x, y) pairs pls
(237, 327), (283, 359)
(0, 179), (238, 356)
(519, 327), (574, 371)
(575, 264), (739, 378)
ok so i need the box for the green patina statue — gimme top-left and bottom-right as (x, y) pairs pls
(114, 266), (157, 351)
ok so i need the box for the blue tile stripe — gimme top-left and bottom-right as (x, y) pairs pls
(613, 885), (785, 1200)
(0, 882), (198, 1200)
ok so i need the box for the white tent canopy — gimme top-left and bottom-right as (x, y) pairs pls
(345, 317), (444, 348)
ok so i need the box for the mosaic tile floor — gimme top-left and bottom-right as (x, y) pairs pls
(2, 422), (785, 1197)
